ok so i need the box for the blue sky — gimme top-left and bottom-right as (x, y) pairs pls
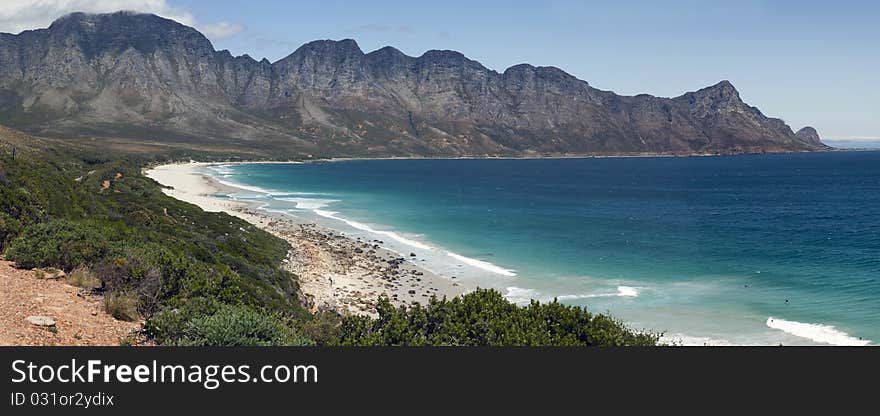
(4, 0), (877, 139)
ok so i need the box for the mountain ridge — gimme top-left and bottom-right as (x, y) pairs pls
(0, 11), (827, 158)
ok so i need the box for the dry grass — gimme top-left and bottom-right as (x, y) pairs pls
(33, 268), (64, 279)
(104, 291), (140, 322)
(67, 267), (102, 290)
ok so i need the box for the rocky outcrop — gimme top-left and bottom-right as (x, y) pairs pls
(0, 12), (828, 157)
(795, 127), (824, 147)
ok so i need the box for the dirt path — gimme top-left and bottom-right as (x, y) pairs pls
(0, 259), (143, 346)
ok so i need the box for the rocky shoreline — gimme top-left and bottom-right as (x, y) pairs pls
(145, 163), (466, 317)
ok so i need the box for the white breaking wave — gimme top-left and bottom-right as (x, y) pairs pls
(766, 317), (870, 346)
(556, 286), (640, 300)
(446, 252), (517, 277)
(313, 209), (434, 251)
(506, 285), (638, 304)
(214, 178), (276, 195)
(660, 334), (743, 346)
(270, 192), (326, 197)
(206, 164), (235, 175)
(616, 286), (639, 297)
(312, 208), (516, 276)
(278, 197), (339, 210)
(504, 287), (542, 304)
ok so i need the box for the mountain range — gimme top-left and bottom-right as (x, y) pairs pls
(0, 12), (827, 157)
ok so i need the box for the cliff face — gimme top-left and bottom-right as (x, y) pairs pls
(0, 12), (827, 157)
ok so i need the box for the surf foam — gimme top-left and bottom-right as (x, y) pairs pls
(507, 285), (638, 304)
(660, 334), (742, 346)
(313, 209), (434, 251)
(312, 209), (516, 276)
(556, 286), (640, 300)
(214, 178), (276, 195)
(766, 317), (870, 346)
(446, 252), (517, 277)
(278, 197), (339, 210)
(504, 287), (542, 304)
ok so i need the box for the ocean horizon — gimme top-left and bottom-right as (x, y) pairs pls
(200, 151), (880, 346)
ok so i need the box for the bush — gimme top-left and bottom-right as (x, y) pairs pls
(104, 290), (140, 322)
(146, 299), (311, 346)
(0, 212), (21, 249)
(179, 305), (311, 346)
(299, 312), (343, 346)
(335, 289), (659, 346)
(144, 297), (222, 344)
(5, 220), (112, 270)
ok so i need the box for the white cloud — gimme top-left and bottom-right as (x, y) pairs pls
(0, 0), (242, 40)
(201, 21), (244, 39)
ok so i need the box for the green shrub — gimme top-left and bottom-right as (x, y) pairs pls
(180, 305), (311, 346)
(0, 212), (21, 249)
(147, 301), (312, 346)
(299, 312), (343, 346)
(104, 290), (140, 322)
(335, 289), (659, 346)
(5, 220), (111, 270)
(144, 297), (223, 344)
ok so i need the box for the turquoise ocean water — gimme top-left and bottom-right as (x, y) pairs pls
(201, 152), (880, 345)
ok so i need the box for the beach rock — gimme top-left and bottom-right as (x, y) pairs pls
(26, 316), (56, 327)
(409, 252), (416, 257)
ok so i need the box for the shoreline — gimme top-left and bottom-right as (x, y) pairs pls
(145, 163), (466, 317)
(143, 158), (875, 346)
(144, 148), (840, 170)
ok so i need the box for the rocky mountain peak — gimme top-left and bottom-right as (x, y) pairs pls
(366, 45), (408, 61)
(693, 80), (742, 102)
(673, 79), (748, 119)
(290, 39), (364, 58)
(795, 126), (823, 146)
(46, 11), (212, 58)
(418, 49), (478, 67)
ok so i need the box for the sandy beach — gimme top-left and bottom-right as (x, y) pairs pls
(145, 162), (466, 317)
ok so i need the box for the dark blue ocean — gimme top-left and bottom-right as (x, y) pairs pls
(205, 152), (880, 345)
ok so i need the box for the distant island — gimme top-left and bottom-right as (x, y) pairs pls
(0, 11), (827, 159)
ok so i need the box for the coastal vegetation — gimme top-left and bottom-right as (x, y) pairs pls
(0, 125), (657, 346)
(336, 290), (658, 346)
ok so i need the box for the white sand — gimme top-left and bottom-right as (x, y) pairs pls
(145, 162), (466, 317)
